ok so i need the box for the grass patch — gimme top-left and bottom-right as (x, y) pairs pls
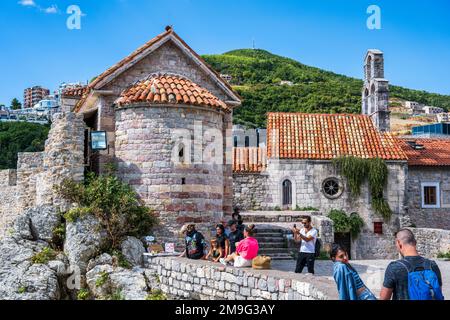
(31, 247), (57, 264)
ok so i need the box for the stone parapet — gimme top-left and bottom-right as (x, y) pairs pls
(145, 256), (338, 300)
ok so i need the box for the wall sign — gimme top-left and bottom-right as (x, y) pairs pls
(91, 131), (107, 150)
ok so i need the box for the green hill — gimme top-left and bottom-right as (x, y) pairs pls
(202, 49), (450, 128)
(0, 122), (50, 169)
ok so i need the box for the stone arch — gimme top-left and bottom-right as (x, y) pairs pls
(366, 55), (373, 80)
(370, 83), (376, 95)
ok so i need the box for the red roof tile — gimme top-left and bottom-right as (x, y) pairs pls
(399, 138), (450, 166)
(115, 73), (229, 112)
(267, 112), (407, 160)
(233, 147), (267, 173)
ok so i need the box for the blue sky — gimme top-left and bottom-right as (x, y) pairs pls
(0, 0), (449, 106)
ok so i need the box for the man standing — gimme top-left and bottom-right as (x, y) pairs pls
(227, 220), (244, 255)
(292, 216), (318, 274)
(380, 229), (444, 300)
(179, 224), (206, 260)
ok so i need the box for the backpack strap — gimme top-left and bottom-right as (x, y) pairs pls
(397, 259), (412, 273)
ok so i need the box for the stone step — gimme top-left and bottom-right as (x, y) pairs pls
(258, 242), (287, 249)
(255, 232), (285, 237)
(258, 247), (292, 254)
(254, 236), (285, 243)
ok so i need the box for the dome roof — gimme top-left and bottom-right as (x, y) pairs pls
(115, 73), (229, 112)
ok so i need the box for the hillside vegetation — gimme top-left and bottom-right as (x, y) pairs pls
(0, 122), (50, 169)
(202, 49), (450, 128)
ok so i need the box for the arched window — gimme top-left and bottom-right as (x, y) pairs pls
(178, 143), (185, 163)
(366, 55), (372, 80)
(282, 179), (292, 206)
(233, 136), (238, 148)
(245, 136), (250, 147)
(370, 83), (376, 95)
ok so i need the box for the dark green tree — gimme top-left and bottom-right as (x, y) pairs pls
(10, 98), (22, 110)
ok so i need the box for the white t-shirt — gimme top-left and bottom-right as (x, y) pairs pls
(299, 228), (318, 253)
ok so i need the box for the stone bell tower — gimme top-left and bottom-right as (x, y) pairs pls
(362, 49), (390, 132)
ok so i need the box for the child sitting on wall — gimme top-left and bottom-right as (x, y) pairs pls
(206, 239), (223, 263)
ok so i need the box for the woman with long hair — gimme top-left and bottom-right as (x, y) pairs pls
(215, 224), (229, 257)
(220, 224), (259, 268)
(331, 243), (377, 300)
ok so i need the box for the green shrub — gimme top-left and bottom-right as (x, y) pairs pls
(58, 168), (158, 250)
(31, 247), (57, 264)
(295, 206), (319, 211)
(77, 289), (91, 300)
(18, 286), (27, 294)
(437, 252), (450, 259)
(146, 289), (167, 300)
(333, 156), (392, 219)
(328, 209), (364, 238)
(108, 289), (125, 301)
(108, 249), (132, 269)
(51, 223), (66, 250)
(95, 271), (109, 287)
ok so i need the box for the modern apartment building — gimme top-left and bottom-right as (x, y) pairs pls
(23, 86), (50, 109)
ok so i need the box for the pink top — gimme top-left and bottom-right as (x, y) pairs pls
(236, 236), (259, 260)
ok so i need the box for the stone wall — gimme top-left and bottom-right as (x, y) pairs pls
(233, 173), (270, 210)
(406, 167), (450, 230)
(0, 112), (86, 238)
(410, 227), (450, 258)
(145, 257), (338, 300)
(115, 105), (228, 248)
(232, 160), (408, 259)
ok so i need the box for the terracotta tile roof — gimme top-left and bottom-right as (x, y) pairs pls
(267, 112), (407, 160)
(399, 138), (450, 166)
(115, 73), (229, 112)
(61, 86), (88, 98)
(233, 147), (267, 173)
(75, 26), (240, 113)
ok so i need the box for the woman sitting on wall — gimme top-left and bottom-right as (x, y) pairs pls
(215, 224), (229, 257)
(220, 224), (259, 268)
(331, 243), (377, 300)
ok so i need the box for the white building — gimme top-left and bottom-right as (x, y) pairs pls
(423, 106), (444, 114)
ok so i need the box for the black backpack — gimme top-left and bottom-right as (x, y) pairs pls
(314, 237), (322, 258)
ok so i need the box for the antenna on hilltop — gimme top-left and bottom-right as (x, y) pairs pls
(252, 38), (256, 50)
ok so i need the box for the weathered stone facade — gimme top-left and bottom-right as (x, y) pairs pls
(0, 113), (85, 239)
(145, 257), (338, 300)
(233, 160), (408, 259)
(410, 227), (450, 258)
(233, 173), (270, 210)
(406, 167), (450, 230)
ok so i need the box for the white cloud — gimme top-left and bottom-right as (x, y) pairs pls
(18, 0), (36, 6)
(18, 1), (60, 14)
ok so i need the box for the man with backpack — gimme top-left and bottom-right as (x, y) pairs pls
(292, 216), (320, 274)
(380, 228), (444, 300)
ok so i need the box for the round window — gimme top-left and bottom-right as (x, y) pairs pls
(322, 178), (343, 199)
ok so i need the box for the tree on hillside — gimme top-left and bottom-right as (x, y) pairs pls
(10, 98), (22, 110)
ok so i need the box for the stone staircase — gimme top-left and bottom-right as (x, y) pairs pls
(254, 226), (294, 261)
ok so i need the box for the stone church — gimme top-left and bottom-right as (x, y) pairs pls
(0, 28), (448, 259)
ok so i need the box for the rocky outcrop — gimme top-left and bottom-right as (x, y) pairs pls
(64, 215), (108, 273)
(85, 257), (156, 300)
(120, 236), (145, 267)
(0, 234), (60, 300)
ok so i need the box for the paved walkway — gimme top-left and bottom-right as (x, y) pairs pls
(272, 259), (450, 299)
